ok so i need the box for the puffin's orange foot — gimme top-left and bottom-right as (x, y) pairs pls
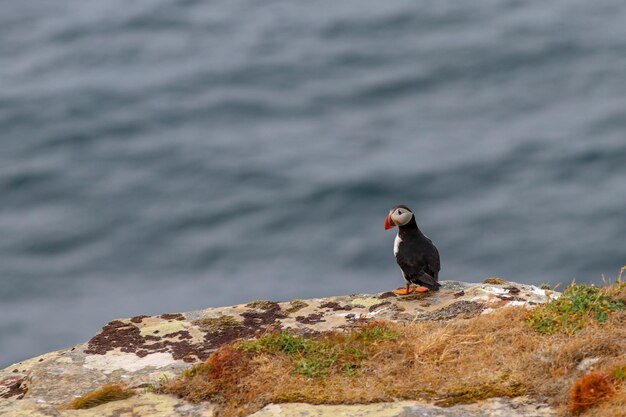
(414, 286), (429, 293)
(393, 287), (414, 295)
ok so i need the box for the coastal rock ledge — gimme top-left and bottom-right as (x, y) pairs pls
(1, 280), (558, 417)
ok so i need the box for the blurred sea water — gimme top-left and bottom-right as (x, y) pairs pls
(1, 0), (626, 367)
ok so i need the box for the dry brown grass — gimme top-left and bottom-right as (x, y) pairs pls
(164, 285), (626, 417)
(61, 383), (135, 410)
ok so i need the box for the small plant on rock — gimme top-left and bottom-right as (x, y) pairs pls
(527, 282), (625, 334)
(61, 384), (135, 410)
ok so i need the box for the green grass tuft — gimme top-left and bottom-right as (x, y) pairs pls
(193, 315), (241, 332)
(245, 300), (278, 310)
(527, 282), (625, 334)
(237, 323), (395, 378)
(613, 366), (626, 381)
(284, 300), (309, 314)
(351, 324), (398, 343)
(237, 332), (350, 378)
(483, 277), (507, 284)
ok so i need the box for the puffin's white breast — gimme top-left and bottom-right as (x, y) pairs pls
(393, 234), (402, 256)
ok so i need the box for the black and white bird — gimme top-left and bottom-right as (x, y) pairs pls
(384, 204), (441, 294)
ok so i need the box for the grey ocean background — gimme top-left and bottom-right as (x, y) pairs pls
(1, 0), (626, 367)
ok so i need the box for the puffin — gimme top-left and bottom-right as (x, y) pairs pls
(384, 204), (441, 295)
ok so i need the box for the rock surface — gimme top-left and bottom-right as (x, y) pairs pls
(0, 280), (559, 417)
(249, 398), (555, 417)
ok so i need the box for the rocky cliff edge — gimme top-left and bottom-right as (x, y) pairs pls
(0, 280), (559, 417)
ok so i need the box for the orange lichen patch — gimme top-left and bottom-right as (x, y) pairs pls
(568, 372), (615, 415)
(61, 384), (135, 410)
(164, 282), (626, 417)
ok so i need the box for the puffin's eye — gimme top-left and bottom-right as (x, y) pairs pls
(398, 210), (402, 215)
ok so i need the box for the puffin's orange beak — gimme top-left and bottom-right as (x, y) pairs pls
(384, 214), (395, 230)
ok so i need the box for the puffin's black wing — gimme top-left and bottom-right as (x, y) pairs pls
(395, 238), (441, 290)
(428, 239), (441, 280)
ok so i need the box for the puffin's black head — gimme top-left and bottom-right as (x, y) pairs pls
(384, 204), (414, 230)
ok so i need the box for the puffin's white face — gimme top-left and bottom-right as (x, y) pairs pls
(391, 207), (413, 226)
(384, 206), (414, 229)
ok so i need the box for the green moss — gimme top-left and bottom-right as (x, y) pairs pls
(237, 333), (337, 378)
(246, 300), (278, 310)
(527, 282), (625, 334)
(238, 332), (313, 355)
(180, 367), (199, 379)
(236, 324), (394, 379)
(193, 315), (241, 332)
(62, 384), (135, 410)
(350, 325), (398, 343)
(613, 366), (626, 381)
(483, 277), (507, 285)
(284, 300), (309, 314)
(540, 283), (551, 290)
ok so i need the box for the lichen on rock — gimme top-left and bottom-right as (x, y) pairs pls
(0, 280), (572, 417)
